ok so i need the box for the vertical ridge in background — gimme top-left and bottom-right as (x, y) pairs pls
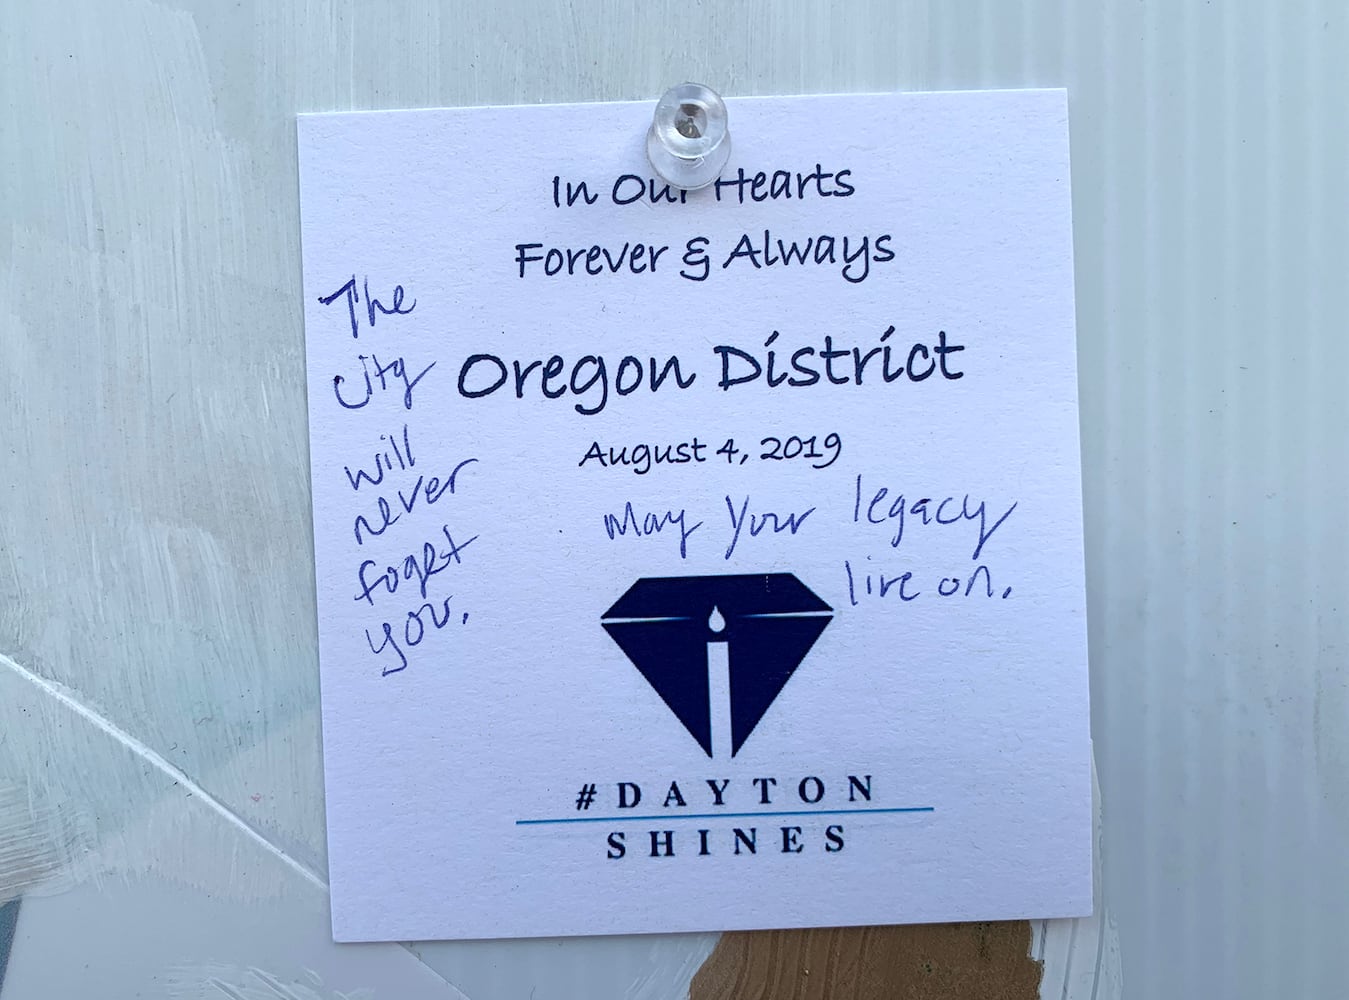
(1256, 5), (1280, 997)
(1173, 1), (1204, 994)
(1090, 1), (1139, 994)
(1301, 4), (1330, 998)
(1176, 0), (1224, 991)
(1138, 1), (1180, 993)
(1218, 4), (1245, 998)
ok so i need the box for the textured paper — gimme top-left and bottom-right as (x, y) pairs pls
(297, 90), (1091, 942)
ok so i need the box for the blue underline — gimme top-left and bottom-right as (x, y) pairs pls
(516, 806), (934, 826)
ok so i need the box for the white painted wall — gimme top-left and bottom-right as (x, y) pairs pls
(2, 2), (1345, 997)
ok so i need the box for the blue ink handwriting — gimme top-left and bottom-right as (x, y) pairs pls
(723, 494), (815, 560)
(333, 353), (436, 411)
(844, 558), (1014, 606)
(852, 474), (1016, 560)
(602, 502), (702, 559)
(365, 595), (469, 676)
(344, 424), (415, 491)
(351, 457), (478, 545)
(354, 524), (479, 606)
(318, 274), (416, 339)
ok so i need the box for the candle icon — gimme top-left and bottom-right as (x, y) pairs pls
(602, 574), (833, 757)
(707, 606), (731, 758)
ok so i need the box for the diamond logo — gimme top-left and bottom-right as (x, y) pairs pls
(602, 574), (833, 757)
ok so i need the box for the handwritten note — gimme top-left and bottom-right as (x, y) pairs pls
(297, 90), (1091, 942)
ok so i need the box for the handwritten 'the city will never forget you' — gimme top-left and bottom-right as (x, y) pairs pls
(297, 90), (1091, 943)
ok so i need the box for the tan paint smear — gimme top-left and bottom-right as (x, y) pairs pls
(691, 922), (1041, 1000)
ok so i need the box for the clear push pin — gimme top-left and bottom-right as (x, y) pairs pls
(646, 82), (731, 191)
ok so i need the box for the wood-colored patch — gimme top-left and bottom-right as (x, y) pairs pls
(690, 922), (1041, 1000)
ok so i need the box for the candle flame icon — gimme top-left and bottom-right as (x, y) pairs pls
(708, 606), (727, 636)
(602, 574), (833, 757)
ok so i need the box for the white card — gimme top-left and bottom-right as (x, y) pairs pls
(297, 90), (1091, 942)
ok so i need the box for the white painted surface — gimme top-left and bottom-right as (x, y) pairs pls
(1037, 762), (1122, 1000)
(2, 1), (1346, 997)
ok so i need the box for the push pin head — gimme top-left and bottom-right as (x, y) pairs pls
(646, 82), (731, 191)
